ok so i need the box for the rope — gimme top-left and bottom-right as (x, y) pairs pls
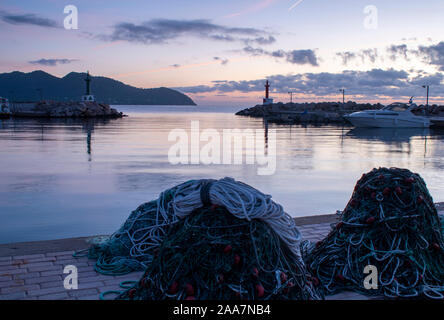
(100, 291), (123, 300)
(171, 178), (302, 257)
(303, 167), (444, 299)
(79, 177), (302, 275)
(116, 205), (322, 300)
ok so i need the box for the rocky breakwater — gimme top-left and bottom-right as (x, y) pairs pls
(12, 101), (124, 118)
(236, 102), (384, 124)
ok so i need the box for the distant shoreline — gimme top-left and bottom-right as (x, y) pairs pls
(0, 70), (196, 106)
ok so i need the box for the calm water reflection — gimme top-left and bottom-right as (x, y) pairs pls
(0, 105), (443, 243)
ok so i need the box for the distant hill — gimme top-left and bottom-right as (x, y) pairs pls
(0, 70), (196, 105)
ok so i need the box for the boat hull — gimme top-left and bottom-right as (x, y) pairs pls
(345, 116), (430, 128)
(430, 117), (444, 128)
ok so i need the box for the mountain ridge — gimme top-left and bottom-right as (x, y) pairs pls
(0, 70), (196, 105)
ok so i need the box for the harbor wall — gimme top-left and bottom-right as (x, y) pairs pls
(9, 101), (123, 118)
(236, 102), (444, 125)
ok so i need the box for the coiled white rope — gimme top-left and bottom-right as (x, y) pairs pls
(169, 177), (302, 258)
(108, 177), (303, 266)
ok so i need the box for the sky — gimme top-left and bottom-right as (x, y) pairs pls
(1, 0), (444, 106)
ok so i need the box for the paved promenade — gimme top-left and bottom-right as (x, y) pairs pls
(1, 206), (442, 301)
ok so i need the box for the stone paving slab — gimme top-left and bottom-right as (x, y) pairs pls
(0, 222), (372, 301)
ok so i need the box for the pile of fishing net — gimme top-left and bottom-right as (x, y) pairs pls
(83, 177), (322, 300)
(302, 167), (444, 299)
(117, 205), (322, 300)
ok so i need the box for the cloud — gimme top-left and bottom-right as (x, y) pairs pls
(243, 46), (319, 66)
(337, 42), (435, 66)
(0, 12), (58, 28)
(336, 48), (379, 65)
(244, 35), (276, 45)
(29, 59), (77, 66)
(101, 19), (275, 46)
(409, 73), (444, 86)
(336, 52), (357, 65)
(286, 49), (319, 66)
(213, 57), (229, 65)
(415, 41), (444, 71)
(387, 44), (409, 61)
(243, 46), (267, 56)
(363, 41), (444, 71)
(174, 68), (444, 99)
(360, 49), (378, 63)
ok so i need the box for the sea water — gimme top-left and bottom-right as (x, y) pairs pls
(0, 105), (442, 243)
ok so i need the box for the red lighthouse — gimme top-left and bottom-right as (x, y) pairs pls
(263, 80), (273, 105)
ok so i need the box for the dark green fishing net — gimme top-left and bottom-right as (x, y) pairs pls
(303, 167), (444, 299)
(117, 205), (323, 300)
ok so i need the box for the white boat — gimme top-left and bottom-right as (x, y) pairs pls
(0, 97), (11, 119)
(344, 101), (430, 128)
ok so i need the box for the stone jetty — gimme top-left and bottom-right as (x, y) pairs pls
(236, 101), (444, 125)
(236, 102), (383, 124)
(7, 71), (124, 118)
(10, 101), (123, 118)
